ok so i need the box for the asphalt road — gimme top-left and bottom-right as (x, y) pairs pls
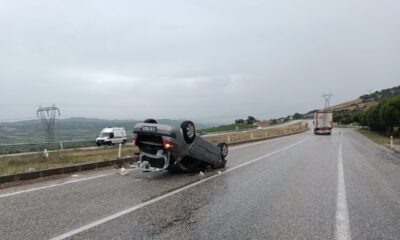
(1, 128), (400, 240)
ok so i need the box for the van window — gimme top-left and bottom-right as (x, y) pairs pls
(99, 132), (110, 137)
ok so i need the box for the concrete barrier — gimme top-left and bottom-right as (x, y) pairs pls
(0, 157), (138, 184)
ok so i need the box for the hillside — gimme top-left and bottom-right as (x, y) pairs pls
(300, 85), (400, 120)
(0, 118), (214, 144)
(331, 85), (400, 113)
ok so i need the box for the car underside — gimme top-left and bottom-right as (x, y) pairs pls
(133, 119), (228, 173)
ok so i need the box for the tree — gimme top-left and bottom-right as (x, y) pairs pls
(270, 119), (278, 125)
(235, 119), (245, 124)
(358, 112), (367, 127)
(292, 113), (302, 120)
(379, 99), (400, 135)
(366, 105), (384, 132)
(246, 116), (258, 125)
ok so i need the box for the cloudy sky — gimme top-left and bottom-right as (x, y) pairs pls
(0, 0), (399, 123)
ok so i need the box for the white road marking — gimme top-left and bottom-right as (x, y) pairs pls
(0, 173), (115, 199)
(0, 134), (304, 198)
(335, 131), (352, 240)
(49, 138), (309, 240)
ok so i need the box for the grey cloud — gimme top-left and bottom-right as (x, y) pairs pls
(0, 0), (399, 122)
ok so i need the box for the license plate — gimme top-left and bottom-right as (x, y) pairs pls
(142, 126), (157, 132)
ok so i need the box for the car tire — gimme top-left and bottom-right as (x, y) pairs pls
(181, 121), (196, 144)
(122, 140), (127, 145)
(218, 142), (228, 159)
(144, 119), (157, 124)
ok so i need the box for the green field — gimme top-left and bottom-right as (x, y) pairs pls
(0, 118), (215, 144)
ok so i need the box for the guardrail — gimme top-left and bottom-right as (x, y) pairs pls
(0, 140), (95, 152)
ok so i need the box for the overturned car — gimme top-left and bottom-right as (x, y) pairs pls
(132, 119), (228, 172)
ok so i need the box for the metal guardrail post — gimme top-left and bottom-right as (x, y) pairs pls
(60, 141), (64, 151)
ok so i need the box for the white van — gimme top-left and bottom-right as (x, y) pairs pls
(96, 127), (127, 146)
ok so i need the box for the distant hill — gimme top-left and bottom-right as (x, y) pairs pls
(301, 85), (400, 119)
(331, 85), (400, 113)
(0, 118), (214, 144)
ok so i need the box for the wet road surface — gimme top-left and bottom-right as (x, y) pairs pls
(1, 129), (400, 240)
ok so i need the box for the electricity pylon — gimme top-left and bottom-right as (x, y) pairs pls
(37, 105), (61, 142)
(322, 93), (334, 110)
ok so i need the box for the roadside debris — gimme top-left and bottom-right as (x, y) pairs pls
(120, 167), (129, 176)
(199, 171), (205, 176)
(43, 149), (49, 160)
(218, 171), (222, 174)
(71, 174), (79, 178)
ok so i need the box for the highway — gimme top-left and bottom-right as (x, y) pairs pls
(1, 128), (400, 239)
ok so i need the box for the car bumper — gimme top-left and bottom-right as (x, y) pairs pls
(138, 152), (170, 171)
(314, 129), (332, 135)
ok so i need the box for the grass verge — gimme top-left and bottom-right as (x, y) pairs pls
(198, 123), (257, 134)
(357, 129), (400, 146)
(0, 145), (138, 176)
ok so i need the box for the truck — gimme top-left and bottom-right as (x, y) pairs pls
(96, 127), (127, 146)
(313, 111), (333, 135)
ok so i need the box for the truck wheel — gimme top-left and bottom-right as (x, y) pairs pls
(218, 143), (228, 159)
(144, 119), (157, 124)
(181, 121), (196, 144)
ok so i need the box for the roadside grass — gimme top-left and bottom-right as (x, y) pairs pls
(205, 123), (307, 144)
(0, 145), (138, 176)
(198, 123), (257, 134)
(0, 142), (97, 155)
(0, 123), (308, 176)
(357, 129), (400, 145)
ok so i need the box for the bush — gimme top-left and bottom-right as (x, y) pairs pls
(360, 95), (400, 136)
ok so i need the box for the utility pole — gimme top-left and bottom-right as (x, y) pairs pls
(322, 93), (334, 110)
(37, 105), (61, 142)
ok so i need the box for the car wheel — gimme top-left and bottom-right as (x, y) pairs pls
(181, 121), (196, 144)
(144, 119), (157, 124)
(218, 142), (228, 159)
(122, 140), (127, 145)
